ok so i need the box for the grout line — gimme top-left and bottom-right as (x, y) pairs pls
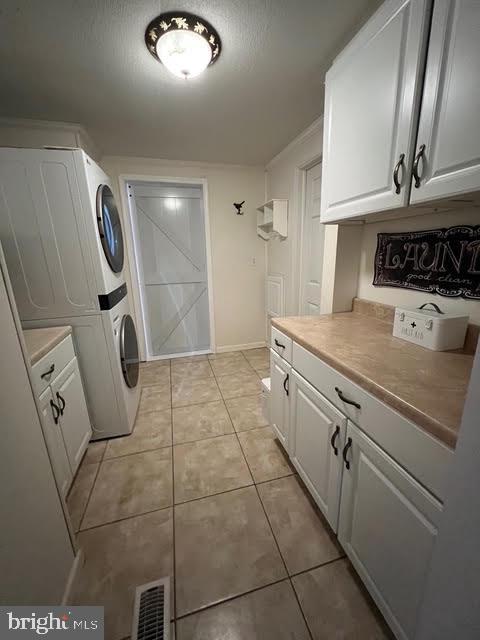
(78, 504), (174, 534)
(174, 481), (255, 508)
(76, 454), (104, 533)
(174, 575), (289, 622)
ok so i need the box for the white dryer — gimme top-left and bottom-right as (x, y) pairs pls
(75, 152), (126, 298)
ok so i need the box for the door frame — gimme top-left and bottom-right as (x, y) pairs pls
(295, 155), (322, 315)
(118, 174), (215, 361)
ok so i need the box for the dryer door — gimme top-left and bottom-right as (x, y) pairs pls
(96, 184), (124, 273)
(119, 314), (139, 388)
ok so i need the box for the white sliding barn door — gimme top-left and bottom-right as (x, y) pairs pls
(130, 183), (211, 358)
(300, 162), (324, 315)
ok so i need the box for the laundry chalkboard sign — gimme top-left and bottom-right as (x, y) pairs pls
(373, 225), (480, 299)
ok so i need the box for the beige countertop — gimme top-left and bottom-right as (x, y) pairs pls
(23, 326), (72, 365)
(272, 312), (474, 449)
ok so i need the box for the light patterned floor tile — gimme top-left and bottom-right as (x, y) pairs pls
(173, 401), (233, 444)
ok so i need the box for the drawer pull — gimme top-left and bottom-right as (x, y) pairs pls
(330, 425), (340, 456)
(342, 437), (352, 470)
(283, 373), (289, 396)
(335, 387), (361, 410)
(56, 392), (66, 415)
(41, 364), (55, 379)
(274, 338), (286, 350)
(50, 399), (60, 425)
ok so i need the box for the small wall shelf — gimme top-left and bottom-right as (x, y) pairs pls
(257, 199), (288, 240)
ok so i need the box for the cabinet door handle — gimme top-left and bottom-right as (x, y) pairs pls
(283, 373), (289, 396)
(342, 437), (352, 470)
(393, 153), (405, 194)
(50, 399), (60, 425)
(274, 338), (286, 350)
(41, 364), (55, 379)
(412, 144), (426, 188)
(330, 425), (340, 456)
(335, 387), (361, 410)
(56, 392), (66, 415)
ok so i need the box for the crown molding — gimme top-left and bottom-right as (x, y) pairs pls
(266, 115), (323, 170)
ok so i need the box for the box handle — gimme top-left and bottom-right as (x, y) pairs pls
(417, 302), (444, 314)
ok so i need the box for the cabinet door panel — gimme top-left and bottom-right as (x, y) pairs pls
(0, 149), (97, 319)
(289, 371), (346, 532)
(321, 0), (431, 222)
(411, 0), (480, 203)
(38, 387), (72, 497)
(269, 350), (290, 450)
(339, 421), (442, 640)
(52, 357), (92, 474)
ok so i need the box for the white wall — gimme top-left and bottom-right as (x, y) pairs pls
(102, 156), (266, 354)
(358, 209), (480, 323)
(265, 118), (324, 316)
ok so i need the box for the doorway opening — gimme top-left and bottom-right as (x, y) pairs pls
(127, 179), (213, 360)
(299, 161), (324, 315)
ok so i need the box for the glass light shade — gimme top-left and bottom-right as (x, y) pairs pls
(156, 29), (213, 78)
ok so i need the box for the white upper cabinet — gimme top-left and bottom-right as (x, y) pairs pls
(0, 148), (97, 319)
(321, 0), (432, 222)
(410, 0), (480, 203)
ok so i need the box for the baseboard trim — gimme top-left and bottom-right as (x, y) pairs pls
(215, 341), (266, 353)
(62, 548), (84, 605)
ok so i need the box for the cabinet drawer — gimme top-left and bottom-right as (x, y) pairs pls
(292, 342), (453, 502)
(31, 335), (75, 396)
(271, 326), (292, 363)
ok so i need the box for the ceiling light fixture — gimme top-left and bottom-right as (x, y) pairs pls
(145, 11), (222, 79)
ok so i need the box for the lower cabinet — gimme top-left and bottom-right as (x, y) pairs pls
(51, 358), (92, 474)
(289, 370), (346, 532)
(39, 387), (73, 497)
(33, 335), (92, 497)
(338, 420), (442, 640)
(269, 350), (291, 449)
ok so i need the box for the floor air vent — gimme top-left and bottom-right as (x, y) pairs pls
(131, 577), (170, 640)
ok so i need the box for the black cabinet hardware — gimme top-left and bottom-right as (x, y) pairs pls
(330, 425), (340, 456)
(412, 144), (426, 188)
(283, 373), (289, 396)
(274, 338), (285, 350)
(41, 364), (55, 379)
(342, 437), (352, 470)
(56, 392), (66, 415)
(50, 399), (60, 424)
(393, 153), (405, 194)
(335, 387), (361, 409)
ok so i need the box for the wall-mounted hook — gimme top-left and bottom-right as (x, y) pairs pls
(233, 200), (245, 215)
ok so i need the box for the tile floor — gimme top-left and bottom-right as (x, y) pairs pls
(67, 348), (392, 640)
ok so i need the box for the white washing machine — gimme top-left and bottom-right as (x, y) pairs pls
(103, 292), (141, 436)
(23, 288), (140, 440)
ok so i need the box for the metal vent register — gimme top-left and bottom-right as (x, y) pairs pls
(131, 578), (170, 640)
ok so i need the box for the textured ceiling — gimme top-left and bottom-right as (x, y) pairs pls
(0, 0), (382, 164)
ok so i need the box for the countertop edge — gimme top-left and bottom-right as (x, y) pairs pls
(23, 326), (73, 366)
(271, 317), (457, 450)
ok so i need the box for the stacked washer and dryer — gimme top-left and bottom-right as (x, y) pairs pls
(0, 147), (140, 440)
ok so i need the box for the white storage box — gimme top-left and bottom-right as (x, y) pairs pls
(393, 302), (468, 351)
(261, 377), (271, 422)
